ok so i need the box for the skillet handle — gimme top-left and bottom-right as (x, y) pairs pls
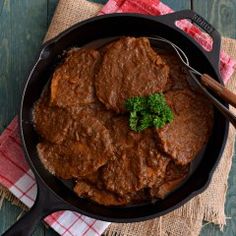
(2, 179), (69, 236)
(156, 10), (221, 69)
(201, 74), (236, 108)
(2, 200), (46, 236)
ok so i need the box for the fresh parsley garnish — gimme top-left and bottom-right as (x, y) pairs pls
(125, 93), (174, 132)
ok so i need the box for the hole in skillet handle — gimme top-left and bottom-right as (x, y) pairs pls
(154, 10), (221, 72)
(175, 19), (213, 52)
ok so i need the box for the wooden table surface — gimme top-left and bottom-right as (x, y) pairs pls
(0, 0), (236, 235)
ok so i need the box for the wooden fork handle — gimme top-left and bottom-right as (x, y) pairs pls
(201, 74), (236, 108)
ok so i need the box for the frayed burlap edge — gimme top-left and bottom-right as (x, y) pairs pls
(44, 0), (103, 42)
(0, 185), (27, 211)
(105, 197), (204, 236)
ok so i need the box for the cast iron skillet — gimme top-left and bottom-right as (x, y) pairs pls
(3, 10), (229, 236)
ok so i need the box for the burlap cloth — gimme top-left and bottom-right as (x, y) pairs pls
(1, 0), (236, 235)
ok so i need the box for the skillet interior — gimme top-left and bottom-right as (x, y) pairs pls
(20, 14), (228, 222)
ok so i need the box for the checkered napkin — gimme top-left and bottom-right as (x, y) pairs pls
(0, 0), (235, 236)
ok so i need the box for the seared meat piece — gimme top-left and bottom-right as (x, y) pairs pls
(37, 115), (114, 178)
(75, 169), (151, 205)
(156, 89), (213, 165)
(95, 37), (169, 113)
(51, 48), (101, 108)
(68, 103), (116, 132)
(74, 181), (127, 206)
(158, 52), (190, 91)
(102, 117), (170, 197)
(37, 141), (75, 179)
(150, 161), (189, 199)
(33, 89), (71, 144)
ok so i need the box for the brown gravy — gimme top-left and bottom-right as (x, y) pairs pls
(33, 37), (213, 206)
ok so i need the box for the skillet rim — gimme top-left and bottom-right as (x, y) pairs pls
(19, 12), (229, 222)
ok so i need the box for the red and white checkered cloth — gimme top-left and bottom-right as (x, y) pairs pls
(0, 0), (235, 235)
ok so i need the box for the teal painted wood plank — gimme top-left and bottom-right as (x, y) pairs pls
(0, 200), (45, 235)
(47, 0), (58, 26)
(89, 0), (192, 10)
(193, 1), (236, 235)
(161, 0), (191, 10)
(200, 142), (236, 236)
(0, 0), (49, 235)
(0, 0), (48, 132)
(0, 0), (11, 132)
(88, 0), (108, 4)
(0, 0), (4, 16)
(193, 0), (236, 38)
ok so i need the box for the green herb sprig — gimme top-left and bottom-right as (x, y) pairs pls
(125, 93), (174, 132)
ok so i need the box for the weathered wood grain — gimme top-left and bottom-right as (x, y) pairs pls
(0, 0), (48, 132)
(88, 0), (109, 4)
(200, 142), (236, 236)
(193, 1), (236, 235)
(193, 0), (236, 38)
(47, 0), (58, 26)
(0, 0), (4, 16)
(0, 0), (49, 235)
(0, 0), (11, 132)
(0, 201), (45, 236)
(162, 0), (191, 10)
